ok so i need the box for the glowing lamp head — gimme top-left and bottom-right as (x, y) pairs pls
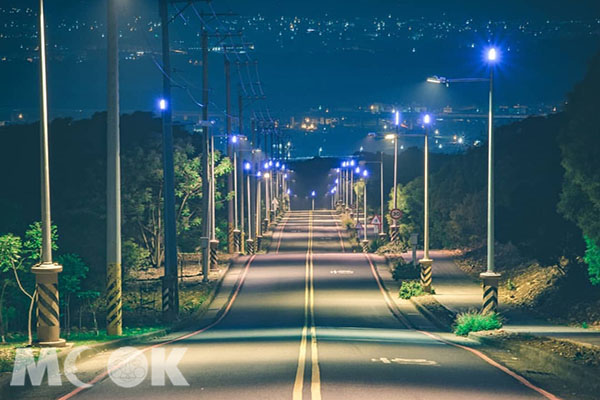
(423, 114), (431, 125)
(264, 172), (270, 179)
(287, 189), (291, 195)
(362, 170), (369, 178)
(231, 135), (238, 144)
(350, 160), (355, 167)
(335, 178), (339, 184)
(264, 162), (270, 169)
(275, 161), (280, 168)
(311, 190), (316, 197)
(257, 171), (262, 178)
(158, 98), (167, 111)
(487, 47), (498, 62)
(269, 160), (273, 167)
(284, 174), (288, 179)
(244, 162), (251, 171)
(355, 167), (360, 174)
(342, 161), (347, 167)
(281, 164), (286, 170)
(394, 110), (400, 126)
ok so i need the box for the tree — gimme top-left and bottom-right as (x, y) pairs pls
(56, 253), (89, 336)
(0, 223), (57, 344)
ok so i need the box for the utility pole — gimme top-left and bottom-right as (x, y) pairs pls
(225, 58), (236, 254)
(159, 0), (179, 320)
(201, 28), (210, 282)
(106, 0), (122, 336)
(32, 0), (64, 347)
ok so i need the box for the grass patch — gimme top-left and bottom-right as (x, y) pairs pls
(399, 280), (426, 299)
(453, 311), (503, 336)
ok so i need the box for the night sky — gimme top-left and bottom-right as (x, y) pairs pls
(1, 0), (599, 155)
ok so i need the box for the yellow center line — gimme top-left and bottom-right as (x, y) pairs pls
(293, 211), (322, 400)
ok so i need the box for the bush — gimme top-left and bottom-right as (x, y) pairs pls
(453, 311), (503, 336)
(399, 280), (425, 299)
(583, 236), (600, 286)
(392, 259), (419, 281)
(376, 240), (409, 255)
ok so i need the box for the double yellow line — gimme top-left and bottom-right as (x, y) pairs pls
(293, 211), (321, 400)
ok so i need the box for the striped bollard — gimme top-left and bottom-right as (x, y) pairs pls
(233, 229), (241, 254)
(227, 224), (235, 254)
(481, 272), (501, 314)
(107, 262), (124, 332)
(255, 235), (262, 252)
(246, 238), (255, 255)
(389, 225), (399, 242)
(209, 239), (219, 271)
(262, 218), (269, 233)
(419, 258), (433, 293)
(32, 263), (66, 346)
(361, 239), (370, 253)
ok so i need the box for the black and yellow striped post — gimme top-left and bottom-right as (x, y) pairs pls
(240, 231), (245, 254)
(227, 224), (234, 254)
(389, 225), (399, 242)
(361, 239), (370, 253)
(246, 238), (255, 255)
(481, 272), (501, 314)
(255, 235), (262, 253)
(32, 264), (66, 346)
(107, 262), (123, 333)
(262, 218), (269, 234)
(233, 229), (241, 254)
(209, 239), (219, 271)
(419, 258), (433, 293)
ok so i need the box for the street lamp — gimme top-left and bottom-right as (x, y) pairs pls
(385, 131), (400, 242)
(482, 46), (501, 314)
(311, 190), (316, 211)
(231, 135), (241, 254)
(419, 114), (433, 293)
(425, 48), (502, 311)
(244, 161), (255, 254)
(361, 169), (369, 252)
(33, 0), (65, 346)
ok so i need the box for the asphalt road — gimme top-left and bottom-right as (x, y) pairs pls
(63, 210), (558, 400)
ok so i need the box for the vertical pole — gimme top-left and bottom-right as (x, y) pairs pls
(211, 135), (216, 240)
(393, 136), (398, 210)
(481, 67), (500, 313)
(380, 158), (384, 234)
(106, 0), (122, 336)
(233, 151), (238, 230)
(225, 59), (234, 253)
(200, 29), (210, 282)
(363, 180), (367, 242)
(419, 125), (433, 293)
(159, 0), (179, 318)
(33, 0), (64, 346)
(265, 175), (270, 223)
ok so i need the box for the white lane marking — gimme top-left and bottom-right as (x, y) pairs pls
(329, 270), (354, 275)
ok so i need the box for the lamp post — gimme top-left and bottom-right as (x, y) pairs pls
(33, 0), (65, 347)
(385, 130), (400, 242)
(255, 171), (263, 252)
(244, 162), (254, 254)
(425, 47), (501, 312)
(361, 169), (369, 252)
(311, 190), (316, 211)
(231, 135), (241, 254)
(419, 114), (433, 293)
(481, 47), (501, 314)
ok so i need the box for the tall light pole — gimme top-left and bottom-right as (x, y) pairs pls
(386, 123), (400, 242)
(244, 162), (254, 254)
(361, 169), (369, 252)
(255, 171), (262, 252)
(231, 135), (241, 254)
(425, 48), (502, 312)
(106, 0), (122, 336)
(419, 114), (433, 293)
(32, 0), (65, 347)
(311, 190), (316, 211)
(481, 47), (501, 314)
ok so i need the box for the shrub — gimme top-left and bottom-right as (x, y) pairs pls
(399, 280), (425, 299)
(392, 259), (419, 281)
(453, 311), (503, 336)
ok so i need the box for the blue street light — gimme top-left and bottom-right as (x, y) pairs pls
(244, 162), (251, 171)
(269, 160), (273, 167)
(158, 98), (168, 111)
(350, 160), (356, 167)
(311, 190), (316, 197)
(423, 114), (432, 125)
(394, 110), (400, 126)
(275, 161), (280, 168)
(355, 167), (361, 174)
(487, 47), (498, 62)
(362, 170), (369, 178)
(257, 171), (262, 178)
(264, 162), (270, 169)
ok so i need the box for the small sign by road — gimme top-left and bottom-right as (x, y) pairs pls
(390, 209), (403, 220)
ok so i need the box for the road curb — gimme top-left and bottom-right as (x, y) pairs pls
(409, 296), (454, 332)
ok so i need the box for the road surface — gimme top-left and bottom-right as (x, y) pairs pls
(59, 210), (558, 400)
